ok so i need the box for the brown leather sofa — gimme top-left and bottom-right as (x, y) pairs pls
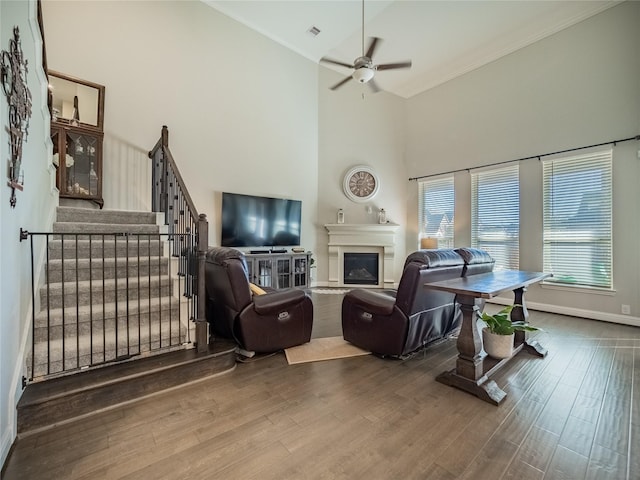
(341, 248), (494, 358)
(204, 247), (313, 353)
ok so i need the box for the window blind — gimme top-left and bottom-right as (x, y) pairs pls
(542, 149), (612, 288)
(418, 176), (454, 248)
(471, 165), (519, 270)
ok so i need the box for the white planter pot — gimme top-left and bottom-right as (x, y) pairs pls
(482, 328), (514, 360)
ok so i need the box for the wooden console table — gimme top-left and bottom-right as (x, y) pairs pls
(427, 270), (551, 405)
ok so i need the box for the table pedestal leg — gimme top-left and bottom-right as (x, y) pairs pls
(436, 294), (507, 405)
(511, 286), (547, 358)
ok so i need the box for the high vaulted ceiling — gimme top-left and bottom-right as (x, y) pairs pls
(204, 0), (618, 98)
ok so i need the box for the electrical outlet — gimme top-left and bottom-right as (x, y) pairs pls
(621, 304), (631, 315)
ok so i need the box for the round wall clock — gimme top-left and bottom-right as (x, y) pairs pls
(343, 165), (379, 203)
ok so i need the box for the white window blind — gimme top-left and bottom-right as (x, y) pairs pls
(471, 165), (519, 270)
(418, 176), (454, 248)
(542, 149), (612, 288)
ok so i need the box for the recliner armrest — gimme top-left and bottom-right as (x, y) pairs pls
(343, 289), (395, 316)
(253, 289), (308, 315)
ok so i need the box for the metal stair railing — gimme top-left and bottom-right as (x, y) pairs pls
(148, 125), (209, 353)
(22, 230), (194, 381)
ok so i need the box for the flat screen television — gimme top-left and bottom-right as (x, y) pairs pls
(221, 192), (302, 248)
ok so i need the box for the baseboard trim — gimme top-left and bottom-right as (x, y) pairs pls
(315, 281), (638, 326)
(489, 296), (640, 327)
(1, 424), (14, 475)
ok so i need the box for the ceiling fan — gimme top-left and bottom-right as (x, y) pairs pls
(320, 0), (412, 93)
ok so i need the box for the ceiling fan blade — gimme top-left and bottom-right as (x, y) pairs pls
(320, 56), (354, 69)
(376, 61), (412, 71)
(330, 75), (353, 91)
(368, 78), (381, 93)
(365, 37), (380, 59)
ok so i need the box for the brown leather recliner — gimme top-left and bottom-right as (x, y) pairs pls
(342, 249), (466, 358)
(342, 248), (495, 358)
(204, 247), (313, 352)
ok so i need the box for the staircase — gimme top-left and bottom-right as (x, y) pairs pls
(31, 205), (183, 379)
(19, 204), (236, 435)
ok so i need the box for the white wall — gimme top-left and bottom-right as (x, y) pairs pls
(406, 1), (640, 323)
(41, 0), (410, 287)
(317, 67), (408, 285)
(0, 0), (56, 467)
(40, 0), (640, 311)
(41, 0), (319, 250)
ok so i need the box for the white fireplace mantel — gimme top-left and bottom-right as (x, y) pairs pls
(325, 223), (400, 288)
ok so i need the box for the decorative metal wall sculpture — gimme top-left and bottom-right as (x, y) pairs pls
(1, 26), (33, 207)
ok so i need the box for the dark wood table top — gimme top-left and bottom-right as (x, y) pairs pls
(424, 270), (551, 299)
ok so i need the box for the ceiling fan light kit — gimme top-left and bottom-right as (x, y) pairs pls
(320, 0), (412, 93)
(353, 67), (374, 84)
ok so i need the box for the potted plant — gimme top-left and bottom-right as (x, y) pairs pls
(479, 305), (542, 359)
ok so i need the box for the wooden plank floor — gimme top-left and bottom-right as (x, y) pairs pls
(3, 290), (639, 479)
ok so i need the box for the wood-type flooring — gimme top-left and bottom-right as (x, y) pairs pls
(3, 289), (639, 479)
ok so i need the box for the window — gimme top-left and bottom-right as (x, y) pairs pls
(418, 176), (454, 248)
(471, 165), (519, 270)
(542, 149), (612, 288)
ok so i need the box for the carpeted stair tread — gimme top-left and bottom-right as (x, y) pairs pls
(53, 222), (159, 235)
(39, 275), (173, 309)
(32, 319), (189, 365)
(44, 255), (171, 282)
(47, 238), (164, 260)
(34, 295), (184, 327)
(55, 206), (158, 225)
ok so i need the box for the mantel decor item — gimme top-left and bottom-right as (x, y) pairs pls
(1, 26), (33, 208)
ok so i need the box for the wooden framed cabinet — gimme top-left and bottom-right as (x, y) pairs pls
(49, 71), (105, 208)
(51, 124), (104, 207)
(245, 252), (311, 289)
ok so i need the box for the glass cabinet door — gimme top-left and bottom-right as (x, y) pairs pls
(52, 130), (61, 188)
(246, 259), (254, 283)
(276, 257), (291, 289)
(256, 259), (272, 287)
(63, 131), (100, 197)
(293, 256), (307, 287)
(51, 124), (104, 207)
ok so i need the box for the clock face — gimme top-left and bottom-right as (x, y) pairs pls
(349, 171), (376, 197)
(343, 166), (379, 202)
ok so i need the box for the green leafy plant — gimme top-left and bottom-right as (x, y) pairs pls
(479, 305), (543, 336)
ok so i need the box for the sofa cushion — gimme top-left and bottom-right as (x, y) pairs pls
(455, 247), (494, 265)
(404, 249), (465, 269)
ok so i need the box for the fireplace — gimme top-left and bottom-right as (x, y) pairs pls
(344, 253), (379, 285)
(325, 223), (399, 289)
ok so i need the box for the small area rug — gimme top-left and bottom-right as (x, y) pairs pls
(284, 336), (370, 365)
(310, 288), (351, 295)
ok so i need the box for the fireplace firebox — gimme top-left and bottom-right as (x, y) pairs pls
(343, 253), (379, 285)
